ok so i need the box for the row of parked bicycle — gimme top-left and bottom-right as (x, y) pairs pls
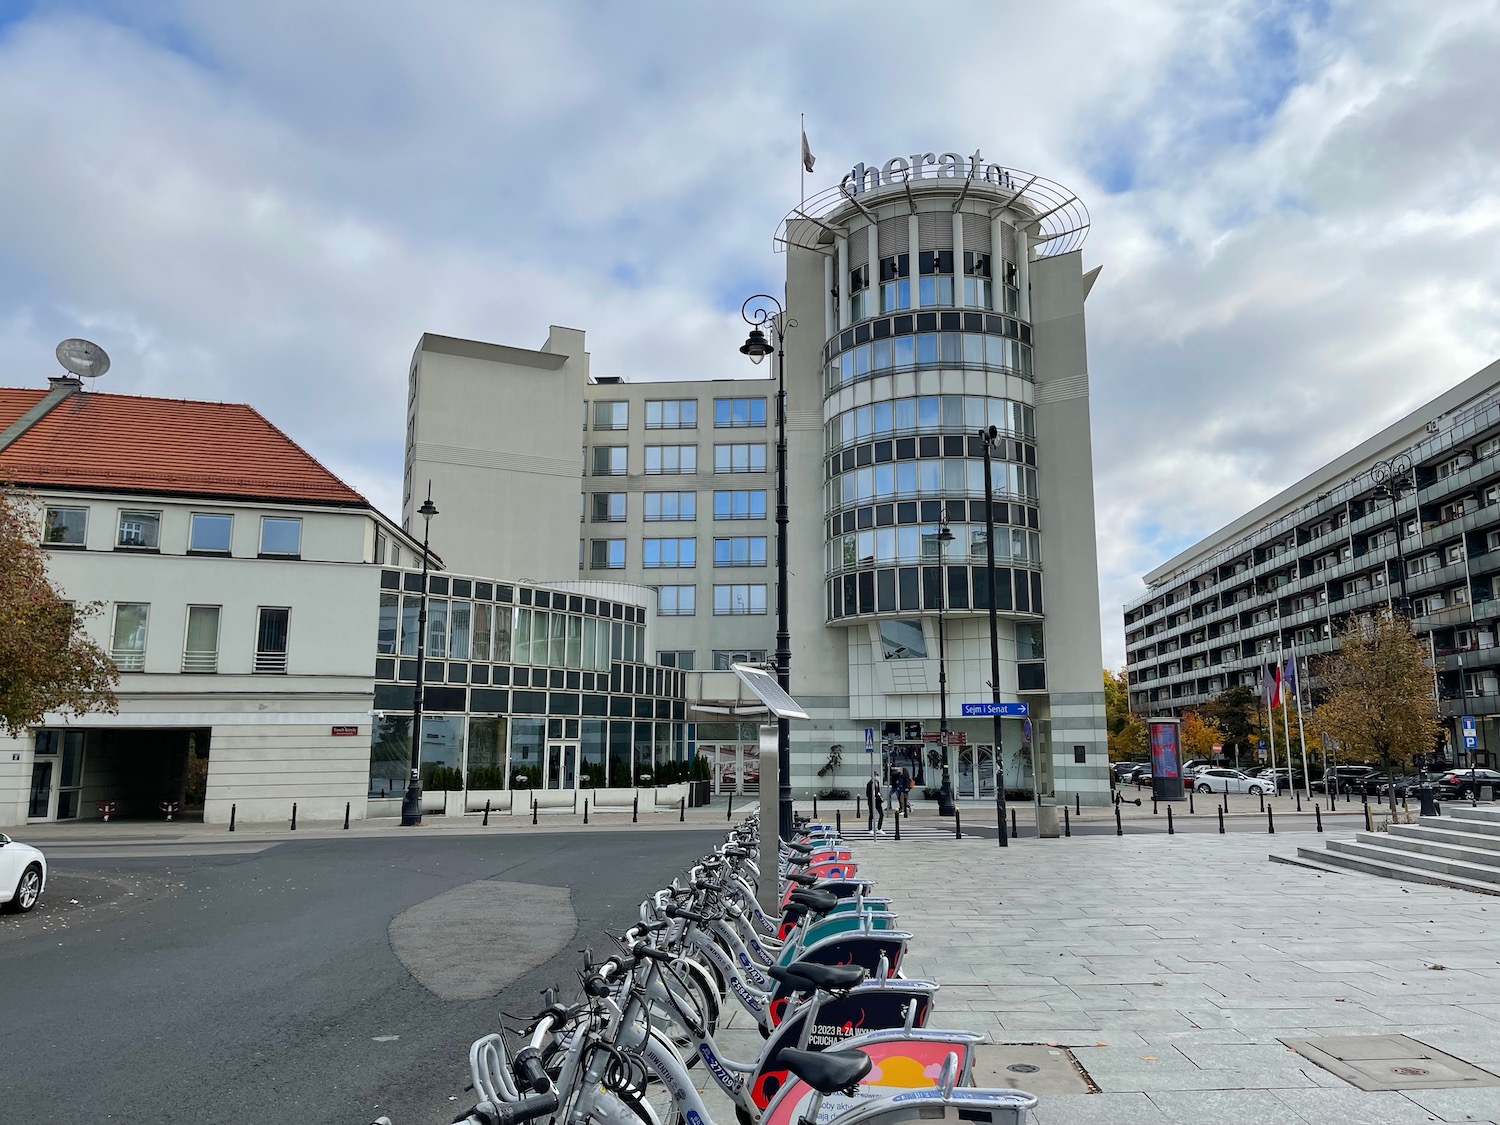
(369, 812), (1038, 1125)
(1113, 758), (1500, 800)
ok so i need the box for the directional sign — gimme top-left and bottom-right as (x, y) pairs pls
(1462, 715), (1478, 751)
(961, 702), (1029, 717)
(922, 732), (969, 746)
(864, 726), (875, 753)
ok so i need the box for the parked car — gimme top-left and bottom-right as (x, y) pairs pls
(1193, 767), (1275, 796)
(0, 833), (47, 914)
(1435, 769), (1500, 800)
(1355, 772), (1415, 798)
(1310, 766), (1375, 794)
(1112, 762), (1145, 782)
(1181, 759), (1215, 775)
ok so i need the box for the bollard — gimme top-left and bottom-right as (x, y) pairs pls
(229, 803), (236, 833)
(855, 795), (862, 819)
(955, 809), (963, 839)
(1167, 806), (1174, 835)
(894, 808), (901, 840)
(290, 802), (297, 831)
(1218, 806), (1225, 834)
(1115, 805), (1123, 836)
(836, 809), (842, 835)
(1011, 808), (1019, 839)
(1315, 804), (1323, 832)
(726, 793), (734, 822)
(483, 799), (491, 827)
(1152, 797), (1158, 815)
(1364, 803), (1374, 832)
(1363, 790), (1369, 807)
(680, 796), (685, 823)
(1075, 793), (1081, 816)
(533, 796), (538, 826)
(1296, 790), (1302, 813)
(584, 798), (589, 824)
(1063, 807), (1070, 838)
(632, 794), (638, 824)
(813, 795), (819, 819)
(1267, 806), (1274, 834)
(1259, 791), (1265, 814)
(1188, 789), (1195, 814)
(344, 801), (350, 830)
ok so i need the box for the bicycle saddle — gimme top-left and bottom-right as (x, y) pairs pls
(787, 841), (817, 854)
(788, 888), (839, 914)
(784, 870), (819, 886)
(783, 960), (866, 990)
(778, 1048), (872, 1095)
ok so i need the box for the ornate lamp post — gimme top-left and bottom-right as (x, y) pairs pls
(935, 521), (956, 816)
(1370, 452), (1415, 619)
(739, 296), (796, 843)
(978, 425), (1008, 846)
(400, 486), (439, 827)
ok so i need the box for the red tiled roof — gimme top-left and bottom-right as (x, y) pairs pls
(0, 386), (368, 506)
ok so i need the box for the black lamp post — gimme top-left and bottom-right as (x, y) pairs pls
(740, 296), (796, 844)
(935, 521), (956, 816)
(400, 486), (439, 827)
(1370, 452), (1415, 619)
(978, 425), (1008, 846)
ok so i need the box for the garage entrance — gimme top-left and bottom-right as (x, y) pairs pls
(27, 728), (212, 822)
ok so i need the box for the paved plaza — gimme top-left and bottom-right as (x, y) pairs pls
(850, 829), (1500, 1124)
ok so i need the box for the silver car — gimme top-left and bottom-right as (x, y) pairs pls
(0, 832), (47, 914)
(1193, 767), (1275, 796)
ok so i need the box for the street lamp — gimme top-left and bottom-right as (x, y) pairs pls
(935, 521), (956, 816)
(978, 425), (1009, 847)
(1370, 452), (1415, 618)
(400, 485), (439, 827)
(740, 295), (796, 844)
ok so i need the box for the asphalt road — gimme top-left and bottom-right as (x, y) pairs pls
(0, 828), (723, 1125)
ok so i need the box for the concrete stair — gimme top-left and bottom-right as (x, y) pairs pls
(1280, 805), (1500, 896)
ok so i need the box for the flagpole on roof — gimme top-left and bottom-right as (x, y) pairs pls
(800, 114), (806, 207)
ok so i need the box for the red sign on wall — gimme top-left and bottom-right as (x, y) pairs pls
(331, 725), (359, 736)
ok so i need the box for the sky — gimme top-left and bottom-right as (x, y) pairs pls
(2, 0), (1498, 668)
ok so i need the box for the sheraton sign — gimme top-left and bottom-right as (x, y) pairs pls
(841, 149), (1018, 196)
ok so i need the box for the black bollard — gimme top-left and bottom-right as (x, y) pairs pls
(1189, 789), (1195, 814)
(1076, 793), (1081, 815)
(1115, 805), (1123, 836)
(855, 795), (862, 819)
(1063, 807), (1070, 837)
(632, 794), (638, 824)
(726, 792), (734, 822)
(229, 803), (236, 833)
(1259, 790), (1265, 814)
(836, 809), (842, 835)
(955, 809), (963, 839)
(584, 798), (589, 824)
(813, 795), (819, 819)
(1296, 789), (1302, 813)
(1011, 808), (1019, 838)
(680, 796), (685, 822)
(1167, 806), (1175, 835)
(894, 807), (901, 840)
(1218, 807), (1225, 834)
(344, 801), (350, 830)
(532, 796), (538, 826)
(290, 802), (297, 831)
(1315, 804), (1323, 832)
(1153, 797), (1158, 815)
(1267, 806), (1275, 834)
(483, 799), (491, 827)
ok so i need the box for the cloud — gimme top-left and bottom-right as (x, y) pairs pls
(1, 1), (1498, 673)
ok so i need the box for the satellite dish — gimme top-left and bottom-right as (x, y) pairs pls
(56, 338), (110, 379)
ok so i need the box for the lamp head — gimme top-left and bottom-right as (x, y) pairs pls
(739, 327), (773, 365)
(937, 526), (955, 543)
(418, 496), (439, 521)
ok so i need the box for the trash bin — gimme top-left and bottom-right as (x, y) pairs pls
(1036, 797), (1060, 839)
(1414, 785), (1438, 817)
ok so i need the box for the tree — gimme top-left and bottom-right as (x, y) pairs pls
(1104, 668), (1145, 760)
(1181, 710), (1226, 760)
(1203, 684), (1260, 769)
(1310, 610), (1440, 815)
(0, 488), (118, 736)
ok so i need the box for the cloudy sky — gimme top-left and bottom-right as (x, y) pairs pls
(2, 0), (1498, 666)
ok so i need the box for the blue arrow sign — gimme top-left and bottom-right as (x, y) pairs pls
(961, 702), (1029, 717)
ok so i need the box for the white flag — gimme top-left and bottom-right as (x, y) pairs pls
(801, 128), (815, 174)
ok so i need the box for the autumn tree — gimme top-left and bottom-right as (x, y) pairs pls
(1204, 684), (1260, 769)
(1104, 668), (1145, 760)
(0, 488), (118, 735)
(1310, 610), (1440, 815)
(1181, 710), (1226, 760)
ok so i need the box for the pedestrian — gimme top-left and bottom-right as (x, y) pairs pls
(898, 768), (912, 815)
(888, 765), (900, 812)
(865, 770), (885, 835)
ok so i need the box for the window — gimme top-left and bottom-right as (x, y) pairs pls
(713, 398), (767, 428)
(643, 537), (696, 568)
(182, 605), (221, 673)
(879, 619), (927, 659)
(644, 491), (696, 521)
(117, 510), (162, 549)
(190, 513), (233, 553)
(658, 650), (695, 669)
(713, 536), (767, 567)
(374, 530), (387, 565)
(255, 607), (290, 673)
(713, 648), (766, 669)
(42, 506), (87, 546)
(591, 493), (626, 522)
(713, 490), (767, 520)
(880, 254), (911, 313)
(658, 585), (696, 616)
(1447, 543), (1467, 564)
(592, 401), (628, 430)
(589, 539), (625, 570)
(110, 603), (149, 671)
(592, 446), (627, 476)
(918, 250), (955, 308)
(645, 445), (697, 474)
(378, 592), (399, 655)
(260, 517), (302, 556)
(646, 399), (697, 429)
(714, 584), (767, 614)
(713, 443), (767, 473)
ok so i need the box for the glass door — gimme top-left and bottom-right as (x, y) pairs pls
(28, 760), (54, 819)
(546, 743), (579, 790)
(57, 735), (85, 819)
(955, 747), (976, 798)
(977, 747), (996, 797)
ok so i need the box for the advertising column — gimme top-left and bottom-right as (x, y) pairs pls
(1149, 717), (1184, 801)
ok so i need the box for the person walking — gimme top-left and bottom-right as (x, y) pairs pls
(898, 768), (913, 815)
(865, 770), (885, 835)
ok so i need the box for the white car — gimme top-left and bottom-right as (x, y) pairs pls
(0, 833), (47, 914)
(1193, 768), (1275, 796)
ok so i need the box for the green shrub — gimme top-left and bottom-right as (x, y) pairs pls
(423, 765), (464, 791)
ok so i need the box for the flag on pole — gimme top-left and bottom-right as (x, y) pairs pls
(801, 127), (815, 173)
(1283, 651), (1298, 697)
(1260, 658), (1282, 708)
